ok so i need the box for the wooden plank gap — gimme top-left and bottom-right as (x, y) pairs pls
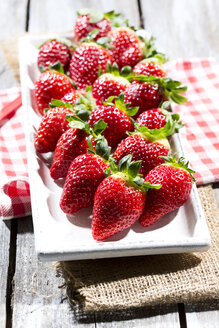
(137, 0), (144, 28)
(5, 220), (18, 328)
(25, 0), (31, 32)
(178, 303), (187, 328)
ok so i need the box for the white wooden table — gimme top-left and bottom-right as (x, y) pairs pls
(0, 0), (219, 327)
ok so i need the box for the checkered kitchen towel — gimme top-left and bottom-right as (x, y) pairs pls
(0, 58), (219, 219)
(0, 87), (31, 219)
(168, 58), (219, 185)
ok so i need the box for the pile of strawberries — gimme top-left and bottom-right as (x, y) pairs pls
(33, 8), (195, 241)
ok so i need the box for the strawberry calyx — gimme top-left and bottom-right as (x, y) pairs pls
(105, 154), (161, 191)
(87, 135), (111, 161)
(66, 114), (107, 140)
(159, 101), (184, 133)
(104, 10), (129, 27)
(133, 74), (188, 105)
(77, 8), (104, 23)
(98, 62), (133, 79)
(160, 152), (196, 182)
(47, 86), (95, 121)
(77, 8), (129, 27)
(71, 86), (96, 120)
(80, 32), (113, 49)
(103, 92), (139, 117)
(135, 33), (168, 63)
(43, 99), (74, 114)
(39, 60), (65, 74)
(134, 114), (181, 142)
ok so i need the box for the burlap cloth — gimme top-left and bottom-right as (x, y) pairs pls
(2, 38), (219, 312)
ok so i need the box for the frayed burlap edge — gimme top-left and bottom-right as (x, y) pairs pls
(56, 185), (219, 311)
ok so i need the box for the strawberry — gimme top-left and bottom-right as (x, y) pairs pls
(124, 75), (188, 118)
(50, 129), (87, 180)
(136, 105), (183, 131)
(37, 38), (73, 72)
(61, 90), (80, 105)
(113, 120), (183, 177)
(74, 9), (111, 42)
(88, 93), (138, 148)
(69, 42), (112, 89)
(136, 108), (167, 129)
(74, 9), (128, 42)
(92, 63), (131, 105)
(34, 70), (74, 115)
(107, 27), (144, 69)
(133, 58), (166, 78)
(140, 154), (195, 227)
(50, 117), (106, 180)
(34, 106), (73, 153)
(92, 155), (161, 241)
(60, 136), (110, 214)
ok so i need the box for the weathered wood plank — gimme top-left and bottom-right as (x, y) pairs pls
(140, 0), (219, 60)
(95, 305), (181, 327)
(12, 217), (95, 327)
(0, 0), (28, 39)
(185, 301), (219, 328)
(28, 0), (140, 32)
(0, 220), (11, 328)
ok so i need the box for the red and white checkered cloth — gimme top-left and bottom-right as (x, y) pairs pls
(0, 58), (219, 219)
(0, 87), (31, 219)
(168, 58), (219, 185)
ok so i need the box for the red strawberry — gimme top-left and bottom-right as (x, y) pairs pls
(69, 42), (111, 89)
(50, 117), (106, 180)
(37, 39), (73, 72)
(60, 136), (110, 214)
(34, 71), (74, 115)
(124, 76), (188, 118)
(34, 106), (73, 153)
(136, 106), (183, 131)
(92, 63), (131, 104)
(107, 27), (144, 69)
(88, 94), (138, 148)
(92, 155), (160, 241)
(113, 120), (182, 177)
(50, 129), (88, 180)
(136, 108), (166, 129)
(124, 81), (166, 118)
(140, 154), (195, 227)
(61, 90), (80, 105)
(74, 9), (111, 42)
(133, 58), (166, 78)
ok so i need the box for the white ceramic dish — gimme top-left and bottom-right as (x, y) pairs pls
(19, 34), (211, 261)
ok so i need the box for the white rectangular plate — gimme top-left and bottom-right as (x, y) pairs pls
(19, 34), (211, 261)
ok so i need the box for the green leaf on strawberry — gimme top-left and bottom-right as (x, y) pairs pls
(49, 99), (73, 109)
(93, 119), (108, 135)
(77, 8), (104, 23)
(104, 92), (139, 117)
(104, 10), (129, 27)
